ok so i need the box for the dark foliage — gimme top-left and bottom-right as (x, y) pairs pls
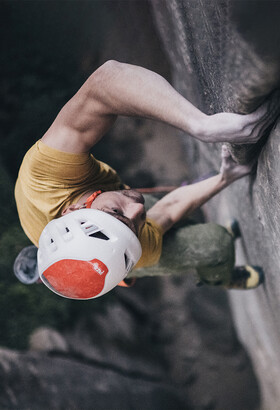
(0, 1), (118, 349)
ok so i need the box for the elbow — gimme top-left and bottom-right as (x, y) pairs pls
(90, 60), (123, 83)
(87, 60), (125, 104)
(84, 60), (122, 109)
(98, 59), (121, 72)
(101, 59), (122, 70)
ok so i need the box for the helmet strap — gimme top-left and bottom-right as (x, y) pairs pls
(85, 190), (102, 208)
(118, 278), (136, 287)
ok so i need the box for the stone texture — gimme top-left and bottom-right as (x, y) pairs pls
(0, 347), (187, 410)
(29, 327), (69, 353)
(0, 2), (264, 409)
(151, 1), (280, 408)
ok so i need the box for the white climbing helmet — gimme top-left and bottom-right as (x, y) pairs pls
(37, 209), (142, 300)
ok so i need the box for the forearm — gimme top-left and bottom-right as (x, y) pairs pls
(88, 60), (206, 138)
(88, 61), (280, 145)
(44, 62), (279, 154)
(147, 174), (229, 233)
(166, 174), (228, 213)
(148, 144), (253, 233)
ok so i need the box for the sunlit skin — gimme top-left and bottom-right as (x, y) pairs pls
(45, 61), (280, 236)
(61, 145), (253, 236)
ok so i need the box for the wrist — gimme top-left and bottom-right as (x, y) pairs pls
(192, 114), (214, 142)
(219, 172), (231, 188)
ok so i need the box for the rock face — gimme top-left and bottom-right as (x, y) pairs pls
(151, 1), (280, 408)
(0, 278), (259, 410)
(0, 347), (186, 410)
(1, 1), (275, 409)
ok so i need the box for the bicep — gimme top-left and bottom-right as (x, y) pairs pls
(41, 66), (117, 154)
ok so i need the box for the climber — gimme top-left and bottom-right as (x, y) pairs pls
(14, 61), (280, 299)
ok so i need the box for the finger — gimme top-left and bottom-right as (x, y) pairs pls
(262, 98), (280, 125)
(251, 106), (280, 141)
(221, 144), (231, 158)
(244, 96), (280, 142)
(247, 89), (280, 123)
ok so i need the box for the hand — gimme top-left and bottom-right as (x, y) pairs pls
(202, 89), (280, 144)
(220, 145), (253, 184)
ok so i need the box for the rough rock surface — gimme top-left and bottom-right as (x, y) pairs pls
(0, 347), (187, 410)
(151, 1), (280, 408)
(0, 277), (259, 410)
(0, 1), (273, 409)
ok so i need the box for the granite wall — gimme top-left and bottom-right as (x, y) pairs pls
(150, 1), (280, 409)
(1, 1), (278, 409)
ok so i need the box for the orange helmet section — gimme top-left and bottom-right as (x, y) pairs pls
(42, 258), (109, 299)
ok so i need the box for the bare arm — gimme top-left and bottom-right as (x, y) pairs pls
(41, 61), (280, 153)
(147, 145), (253, 234)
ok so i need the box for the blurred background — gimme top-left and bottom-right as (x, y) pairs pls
(0, 2), (260, 409)
(1, 0), (178, 350)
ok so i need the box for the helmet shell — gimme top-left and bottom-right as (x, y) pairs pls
(37, 209), (142, 299)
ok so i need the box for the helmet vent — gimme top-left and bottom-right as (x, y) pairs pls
(124, 252), (133, 273)
(49, 237), (57, 251)
(88, 231), (109, 241)
(79, 220), (100, 235)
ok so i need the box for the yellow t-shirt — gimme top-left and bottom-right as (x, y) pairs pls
(15, 141), (163, 269)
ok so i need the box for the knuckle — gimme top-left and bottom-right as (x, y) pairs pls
(244, 127), (253, 138)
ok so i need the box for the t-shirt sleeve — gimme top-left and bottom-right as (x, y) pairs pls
(134, 218), (163, 269)
(15, 140), (125, 246)
(30, 140), (125, 191)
